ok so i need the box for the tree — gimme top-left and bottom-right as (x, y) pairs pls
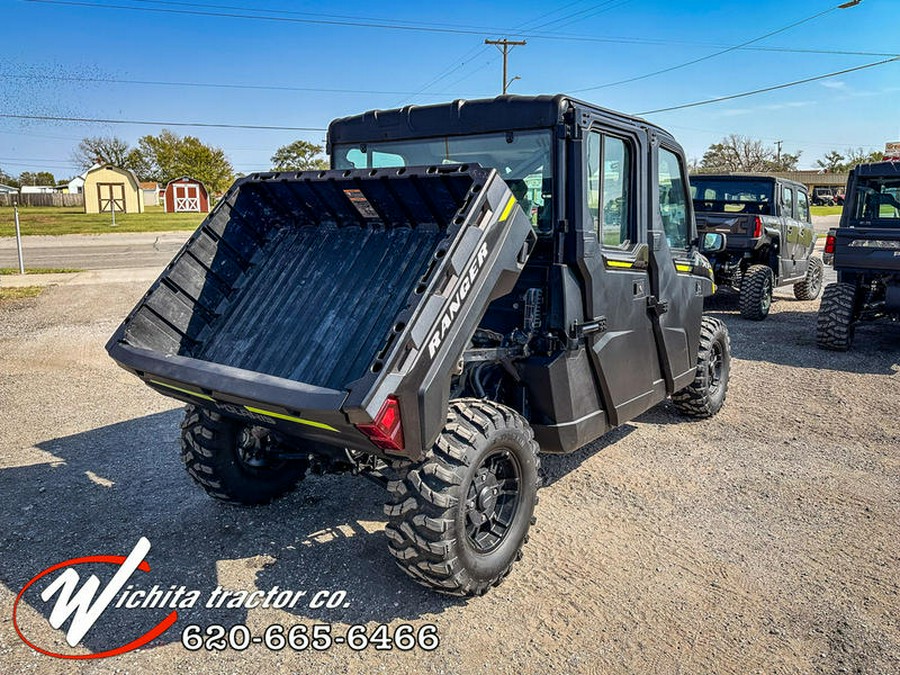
(698, 135), (800, 173)
(815, 147), (885, 173)
(0, 167), (18, 187)
(72, 136), (132, 170)
(271, 140), (328, 171)
(816, 150), (845, 173)
(18, 171), (56, 186)
(131, 130), (234, 193)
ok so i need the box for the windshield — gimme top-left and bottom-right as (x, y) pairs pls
(851, 177), (900, 223)
(333, 130), (553, 232)
(690, 179), (774, 216)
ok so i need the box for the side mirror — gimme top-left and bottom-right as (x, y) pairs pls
(700, 232), (726, 253)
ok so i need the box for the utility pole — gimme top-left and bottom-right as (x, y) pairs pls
(484, 38), (526, 94)
(775, 140), (783, 164)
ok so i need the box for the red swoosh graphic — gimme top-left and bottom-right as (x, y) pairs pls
(13, 554), (178, 660)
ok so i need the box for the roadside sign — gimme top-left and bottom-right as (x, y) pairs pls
(885, 141), (900, 161)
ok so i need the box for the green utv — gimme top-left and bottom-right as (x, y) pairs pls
(107, 95), (730, 596)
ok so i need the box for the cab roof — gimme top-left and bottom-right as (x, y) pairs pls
(327, 94), (675, 151)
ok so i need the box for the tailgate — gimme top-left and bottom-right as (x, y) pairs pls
(107, 165), (534, 458)
(834, 227), (900, 272)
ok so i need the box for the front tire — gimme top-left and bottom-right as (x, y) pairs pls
(181, 406), (308, 505)
(794, 255), (824, 300)
(740, 264), (774, 320)
(672, 316), (731, 418)
(816, 282), (857, 351)
(384, 399), (540, 596)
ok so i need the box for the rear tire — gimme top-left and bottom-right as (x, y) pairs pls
(672, 316), (730, 418)
(816, 282), (857, 351)
(181, 405), (308, 505)
(740, 264), (774, 320)
(794, 255), (824, 300)
(384, 399), (540, 596)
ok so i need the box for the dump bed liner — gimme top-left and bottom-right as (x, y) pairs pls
(108, 164), (534, 458)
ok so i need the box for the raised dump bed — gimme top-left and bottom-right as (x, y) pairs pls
(107, 164), (533, 455)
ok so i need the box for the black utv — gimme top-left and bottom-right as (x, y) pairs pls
(817, 161), (900, 350)
(107, 95), (731, 596)
(691, 174), (823, 319)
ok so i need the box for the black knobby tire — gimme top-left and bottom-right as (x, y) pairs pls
(672, 316), (731, 418)
(181, 405), (307, 506)
(383, 399), (540, 596)
(816, 282), (857, 351)
(794, 255), (824, 300)
(739, 264), (774, 320)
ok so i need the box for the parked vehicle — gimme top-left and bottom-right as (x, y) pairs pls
(818, 161), (900, 350)
(812, 186), (837, 206)
(691, 174), (823, 319)
(107, 95), (731, 596)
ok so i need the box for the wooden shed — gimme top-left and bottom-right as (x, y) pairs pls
(83, 165), (144, 214)
(164, 176), (209, 213)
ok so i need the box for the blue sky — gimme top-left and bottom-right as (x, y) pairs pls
(0, 0), (897, 180)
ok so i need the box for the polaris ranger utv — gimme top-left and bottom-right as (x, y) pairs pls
(817, 161), (900, 350)
(107, 95), (730, 596)
(691, 174), (823, 319)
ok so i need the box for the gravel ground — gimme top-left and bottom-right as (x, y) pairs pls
(0, 276), (897, 674)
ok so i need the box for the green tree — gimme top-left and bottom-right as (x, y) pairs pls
(0, 167), (18, 187)
(132, 130), (234, 193)
(698, 135), (800, 173)
(815, 147), (884, 173)
(271, 140), (328, 171)
(816, 150), (845, 172)
(72, 136), (132, 170)
(18, 171), (56, 186)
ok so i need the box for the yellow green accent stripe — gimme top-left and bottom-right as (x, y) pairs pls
(150, 379), (214, 401)
(675, 263), (692, 273)
(498, 195), (517, 222)
(244, 406), (338, 432)
(605, 259), (634, 269)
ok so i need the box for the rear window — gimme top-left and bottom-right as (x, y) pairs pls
(691, 179), (774, 215)
(851, 177), (900, 223)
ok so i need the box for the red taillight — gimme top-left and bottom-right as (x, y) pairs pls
(824, 235), (836, 254)
(752, 216), (762, 238)
(356, 396), (405, 452)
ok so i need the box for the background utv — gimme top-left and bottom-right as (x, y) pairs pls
(108, 95), (731, 596)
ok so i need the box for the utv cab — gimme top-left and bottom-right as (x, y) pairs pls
(818, 161), (900, 350)
(691, 174), (823, 319)
(107, 95), (730, 596)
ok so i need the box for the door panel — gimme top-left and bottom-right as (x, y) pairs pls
(579, 126), (662, 426)
(651, 144), (704, 392)
(98, 183), (126, 213)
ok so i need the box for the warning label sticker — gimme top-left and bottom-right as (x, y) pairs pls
(343, 189), (380, 219)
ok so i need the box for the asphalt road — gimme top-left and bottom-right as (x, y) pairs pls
(0, 232), (190, 271)
(0, 214), (839, 273)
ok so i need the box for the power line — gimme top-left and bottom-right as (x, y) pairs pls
(637, 56), (900, 116)
(22, 0), (895, 57)
(573, 1), (852, 93)
(2, 73), (487, 98)
(0, 113), (326, 131)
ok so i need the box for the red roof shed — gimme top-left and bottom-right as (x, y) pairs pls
(164, 176), (210, 213)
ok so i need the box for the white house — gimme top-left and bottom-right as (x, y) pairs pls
(0, 183), (17, 195)
(66, 174), (86, 194)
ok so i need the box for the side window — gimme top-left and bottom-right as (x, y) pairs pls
(602, 136), (630, 248)
(585, 130), (632, 249)
(586, 131), (601, 233)
(783, 187), (794, 218)
(657, 148), (689, 250)
(797, 190), (810, 222)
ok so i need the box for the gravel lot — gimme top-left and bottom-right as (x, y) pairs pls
(0, 274), (897, 674)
